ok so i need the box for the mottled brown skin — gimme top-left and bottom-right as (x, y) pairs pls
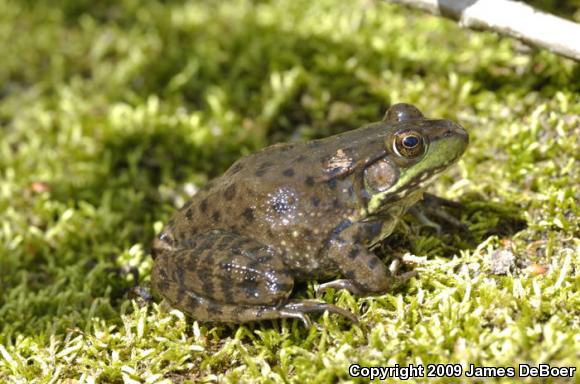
(151, 104), (469, 326)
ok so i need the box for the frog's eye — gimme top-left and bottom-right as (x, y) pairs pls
(393, 131), (425, 158)
(383, 103), (424, 123)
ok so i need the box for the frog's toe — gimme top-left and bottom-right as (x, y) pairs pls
(279, 310), (312, 328)
(281, 299), (358, 324)
(128, 286), (154, 302)
(394, 270), (418, 286)
(316, 279), (365, 296)
(413, 193), (469, 233)
(409, 206), (442, 234)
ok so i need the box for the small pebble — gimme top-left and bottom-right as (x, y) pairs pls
(488, 249), (516, 275)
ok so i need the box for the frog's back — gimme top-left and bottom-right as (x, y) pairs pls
(226, 122), (387, 182)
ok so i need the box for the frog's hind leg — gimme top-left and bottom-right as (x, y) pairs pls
(151, 229), (356, 325)
(157, 282), (356, 326)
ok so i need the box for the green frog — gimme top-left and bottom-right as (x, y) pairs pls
(151, 103), (468, 326)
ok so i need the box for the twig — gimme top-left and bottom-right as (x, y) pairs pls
(383, 0), (580, 62)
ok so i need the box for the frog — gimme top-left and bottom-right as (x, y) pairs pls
(151, 103), (468, 326)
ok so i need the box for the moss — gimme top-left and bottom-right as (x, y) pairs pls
(0, 0), (578, 382)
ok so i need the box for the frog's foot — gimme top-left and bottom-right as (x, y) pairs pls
(279, 299), (358, 326)
(411, 193), (468, 234)
(128, 285), (154, 302)
(316, 271), (417, 297)
(409, 206), (442, 234)
(393, 270), (418, 285)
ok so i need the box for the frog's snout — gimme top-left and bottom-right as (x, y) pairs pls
(440, 120), (469, 152)
(442, 120), (468, 140)
(453, 122), (469, 144)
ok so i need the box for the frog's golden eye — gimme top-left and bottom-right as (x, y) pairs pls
(393, 131), (425, 158)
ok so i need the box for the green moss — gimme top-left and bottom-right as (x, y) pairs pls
(0, 0), (578, 382)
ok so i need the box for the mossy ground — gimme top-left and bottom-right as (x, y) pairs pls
(0, 0), (578, 383)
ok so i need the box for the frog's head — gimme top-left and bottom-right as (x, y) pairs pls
(365, 103), (469, 214)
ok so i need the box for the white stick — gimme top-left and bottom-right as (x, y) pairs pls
(384, 0), (580, 62)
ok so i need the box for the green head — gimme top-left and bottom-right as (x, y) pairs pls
(366, 103), (469, 214)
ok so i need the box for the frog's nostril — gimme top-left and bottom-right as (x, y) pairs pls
(447, 122), (468, 142)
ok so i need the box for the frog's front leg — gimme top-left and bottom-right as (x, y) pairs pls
(151, 230), (356, 325)
(317, 221), (415, 296)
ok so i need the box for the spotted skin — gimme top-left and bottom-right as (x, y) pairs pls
(151, 103), (469, 325)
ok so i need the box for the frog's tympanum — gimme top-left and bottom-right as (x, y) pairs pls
(151, 103), (468, 326)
